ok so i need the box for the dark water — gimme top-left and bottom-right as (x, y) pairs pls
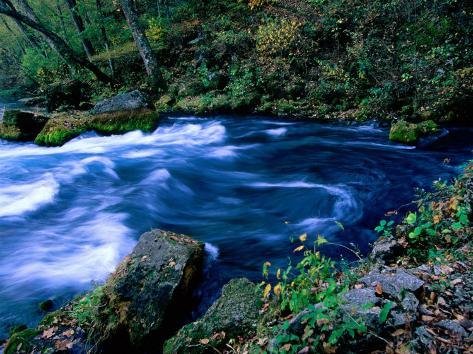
(0, 115), (472, 337)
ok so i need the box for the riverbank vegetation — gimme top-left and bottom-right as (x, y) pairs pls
(0, 0), (472, 125)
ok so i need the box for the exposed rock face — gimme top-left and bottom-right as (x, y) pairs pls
(90, 90), (152, 114)
(164, 278), (260, 354)
(95, 230), (204, 351)
(5, 229), (204, 353)
(369, 235), (403, 264)
(0, 110), (49, 141)
(360, 268), (424, 300)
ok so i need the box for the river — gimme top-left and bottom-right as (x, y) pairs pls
(0, 115), (472, 337)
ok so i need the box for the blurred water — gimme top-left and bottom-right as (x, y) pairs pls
(0, 115), (472, 337)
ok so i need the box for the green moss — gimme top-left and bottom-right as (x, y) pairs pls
(389, 120), (419, 144)
(417, 120), (438, 135)
(88, 109), (159, 134)
(0, 124), (22, 140)
(67, 286), (105, 327)
(155, 94), (174, 112)
(35, 115), (87, 146)
(4, 328), (39, 354)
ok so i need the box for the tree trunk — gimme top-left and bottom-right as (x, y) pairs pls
(63, 0), (95, 61)
(0, 0), (112, 83)
(96, 0), (114, 77)
(118, 0), (162, 84)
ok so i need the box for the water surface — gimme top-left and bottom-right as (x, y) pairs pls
(0, 115), (472, 337)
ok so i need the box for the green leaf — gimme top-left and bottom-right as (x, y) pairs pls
(316, 234), (328, 246)
(379, 301), (394, 323)
(406, 212), (417, 225)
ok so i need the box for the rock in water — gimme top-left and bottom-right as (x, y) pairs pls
(95, 230), (204, 351)
(164, 278), (260, 354)
(90, 90), (152, 114)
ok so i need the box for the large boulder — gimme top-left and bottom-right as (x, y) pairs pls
(0, 110), (49, 141)
(5, 230), (204, 353)
(164, 278), (260, 354)
(94, 230), (204, 351)
(90, 90), (152, 115)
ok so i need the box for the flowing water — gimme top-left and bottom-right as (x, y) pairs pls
(0, 115), (472, 337)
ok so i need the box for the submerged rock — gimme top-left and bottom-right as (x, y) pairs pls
(164, 278), (260, 354)
(0, 110), (49, 141)
(90, 90), (152, 114)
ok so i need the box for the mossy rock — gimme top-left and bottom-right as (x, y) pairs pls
(389, 120), (419, 144)
(389, 120), (438, 145)
(164, 278), (261, 354)
(0, 110), (49, 141)
(35, 115), (87, 146)
(94, 229), (204, 351)
(88, 109), (159, 135)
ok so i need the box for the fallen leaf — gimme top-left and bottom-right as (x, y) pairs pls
(42, 326), (58, 339)
(299, 233), (307, 242)
(422, 315), (435, 322)
(55, 339), (73, 351)
(294, 245), (305, 252)
(392, 329), (405, 336)
(451, 278), (462, 286)
(200, 338), (210, 345)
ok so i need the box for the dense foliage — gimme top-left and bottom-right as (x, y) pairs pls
(0, 0), (472, 122)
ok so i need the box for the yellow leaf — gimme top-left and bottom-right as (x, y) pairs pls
(274, 283), (282, 297)
(294, 245), (305, 252)
(276, 268), (281, 279)
(299, 233), (307, 242)
(263, 283), (271, 298)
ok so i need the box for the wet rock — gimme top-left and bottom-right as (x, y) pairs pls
(370, 236), (403, 264)
(164, 278), (260, 354)
(411, 325), (435, 352)
(360, 268), (424, 300)
(0, 110), (49, 141)
(90, 90), (152, 114)
(435, 320), (468, 338)
(95, 229), (204, 351)
(39, 300), (54, 312)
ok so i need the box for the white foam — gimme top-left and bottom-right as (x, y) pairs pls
(204, 243), (219, 261)
(0, 174), (59, 217)
(0, 212), (134, 286)
(265, 128), (287, 137)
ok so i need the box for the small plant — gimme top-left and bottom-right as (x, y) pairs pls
(374, 219), (394, 237)
(260, 234), (368, 352)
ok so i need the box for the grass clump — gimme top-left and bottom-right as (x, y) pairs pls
(4, 328), (39, 354)
(88, 109), (159, 135)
